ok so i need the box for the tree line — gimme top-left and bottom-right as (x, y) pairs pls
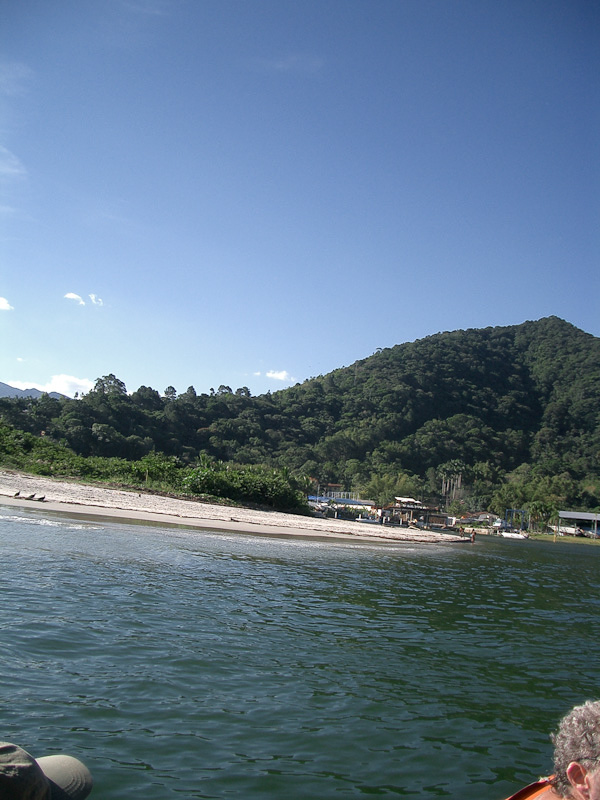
(1, 316), (599, 517)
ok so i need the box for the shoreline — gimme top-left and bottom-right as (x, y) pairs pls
(0, 470), (465, 545)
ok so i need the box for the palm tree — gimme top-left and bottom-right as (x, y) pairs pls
(438, 460), (466, 508)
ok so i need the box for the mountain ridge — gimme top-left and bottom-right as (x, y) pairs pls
(0, 381), (65, 400)
(1, 316), (598, 498)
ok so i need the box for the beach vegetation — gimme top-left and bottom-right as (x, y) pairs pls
(0, 422), (306, 511)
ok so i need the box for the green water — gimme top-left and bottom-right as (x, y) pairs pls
(1, 504), (599, 799)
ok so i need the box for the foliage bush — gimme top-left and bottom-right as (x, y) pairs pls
(183, 463), (304, 510)
(0, 422), (306, 511)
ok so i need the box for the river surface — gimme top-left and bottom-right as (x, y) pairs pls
(1, 504), (599, 799)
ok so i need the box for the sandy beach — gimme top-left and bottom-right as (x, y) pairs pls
(0, 469), (464, 545)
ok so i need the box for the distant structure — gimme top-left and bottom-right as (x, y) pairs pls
(557, 510), (600, 537)
(384, 497), (448, 528)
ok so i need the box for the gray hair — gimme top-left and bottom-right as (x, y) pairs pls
(551, 700), (600, 797)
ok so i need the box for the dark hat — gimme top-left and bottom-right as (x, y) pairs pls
(0, 742), (93, 799)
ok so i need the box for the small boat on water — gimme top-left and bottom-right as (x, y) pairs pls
(504, 776), (553, 798)
(500, 531), (529, 539)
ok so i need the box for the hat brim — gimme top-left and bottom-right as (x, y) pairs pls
(36, 754), (93, 800)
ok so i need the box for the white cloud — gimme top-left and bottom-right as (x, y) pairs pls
(0, 296), (13, 311)
(266, 369), (295, 382)
(8, 375), (94, 398)
(64, 292), (104, 306)
(64, 292), (86, 305)
(50, 374), (95, 396)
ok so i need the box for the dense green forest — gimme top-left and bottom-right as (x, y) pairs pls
(1, 316), (599, 516)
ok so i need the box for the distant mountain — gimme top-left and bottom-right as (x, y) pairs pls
(0, 381), (65, 400)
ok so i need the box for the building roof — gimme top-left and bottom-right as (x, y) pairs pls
(308, 496), (375, 506)
(559, 510), (600, 522)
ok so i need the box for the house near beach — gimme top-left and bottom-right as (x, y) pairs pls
(308, 485), (377, 519)
(307, 487), (452, 528)
(382, 497), (449, 528)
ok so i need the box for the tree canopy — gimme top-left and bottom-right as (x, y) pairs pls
(1, 317), (599, 513)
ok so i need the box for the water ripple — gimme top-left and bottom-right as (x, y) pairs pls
(1, 506), (599, 798)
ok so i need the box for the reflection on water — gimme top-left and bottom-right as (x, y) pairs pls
(1, 504), (599, 799)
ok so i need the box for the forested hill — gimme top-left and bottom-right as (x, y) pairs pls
(1, 316), (599, 510)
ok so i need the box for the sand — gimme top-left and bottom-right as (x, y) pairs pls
(0, 469), (465, 545)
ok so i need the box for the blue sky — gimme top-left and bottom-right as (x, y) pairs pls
(1, 0), (598, 398)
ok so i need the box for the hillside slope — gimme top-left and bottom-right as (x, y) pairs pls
(1, 318), (598, 499)
(258, 316), (599, 480)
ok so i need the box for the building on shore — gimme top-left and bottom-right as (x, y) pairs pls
(381, 497), (450, 528)
(555, 510), (600, 537)
(308, 491), (452, 528)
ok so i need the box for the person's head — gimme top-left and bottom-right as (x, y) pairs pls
(552, 700), (600, 799)
(0, 742), (93, 799)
